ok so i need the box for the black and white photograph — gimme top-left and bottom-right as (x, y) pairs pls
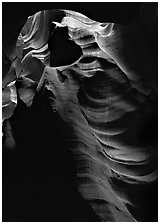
(2, 1), (158, 222)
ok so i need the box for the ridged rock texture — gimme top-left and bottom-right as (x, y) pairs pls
(2, 3), (157, 222)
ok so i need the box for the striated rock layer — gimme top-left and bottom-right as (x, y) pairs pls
(3, 4), (157, 222)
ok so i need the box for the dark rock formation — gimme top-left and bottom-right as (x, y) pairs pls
(48, 26), (82, 67)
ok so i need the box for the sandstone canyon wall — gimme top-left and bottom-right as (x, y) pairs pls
(2, 2), (158, 221)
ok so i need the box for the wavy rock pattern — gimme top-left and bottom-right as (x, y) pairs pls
(2, 4), (157, 222)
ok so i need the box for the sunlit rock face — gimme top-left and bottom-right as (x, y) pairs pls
(2, 3), (157, 222)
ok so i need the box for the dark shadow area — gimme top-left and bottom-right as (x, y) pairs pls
(48, 26), (82, 67)
(2, 86), (100, 221)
